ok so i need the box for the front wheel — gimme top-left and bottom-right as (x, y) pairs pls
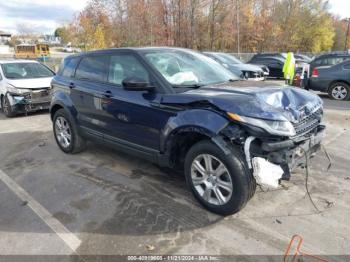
(1, 95), (16, 117)
(184, 140), (256, 215)
(53, 109), (86, 154)
(328, 82), (350, 100)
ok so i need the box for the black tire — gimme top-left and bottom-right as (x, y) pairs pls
(53, 109), (86, 154)
(328, 82), (350, 101)
(1, 95), (16, 117)
(184, 140), (256, 216)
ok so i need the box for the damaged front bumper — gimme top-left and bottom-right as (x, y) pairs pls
(263, 125), (325, 169)
(237, 124), (325, 188)
(6, 90), (51, 114)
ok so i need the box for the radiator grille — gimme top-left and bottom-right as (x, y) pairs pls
(293, 108), (322, 136)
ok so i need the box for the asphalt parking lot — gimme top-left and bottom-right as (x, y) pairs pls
(0, 93), (349, 260)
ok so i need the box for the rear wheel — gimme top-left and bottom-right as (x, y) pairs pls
(328, 82), (350, 100)
(185, 140), (256, 215)
(53, 109), (86, 153)
(1, 95), (15, 117)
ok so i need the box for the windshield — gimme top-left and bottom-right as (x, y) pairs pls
(214, 53), (242, 65)
(143, 49), (239, 87)
(1, 63), (54, 79)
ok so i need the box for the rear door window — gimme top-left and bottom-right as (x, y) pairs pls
(108, 54), (149, 86)
(75, 56), (109, 82)
(321, 57), (345, 66)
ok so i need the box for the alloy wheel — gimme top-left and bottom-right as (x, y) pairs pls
(55, 116), (72, 148)
(190, 154), (233, 206)
(331, 85), (348, 100)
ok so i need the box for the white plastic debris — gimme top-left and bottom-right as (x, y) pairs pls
(252, 157), (284, 189)
(166, 71), (199, 85)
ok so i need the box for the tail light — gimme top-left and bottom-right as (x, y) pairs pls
(311, 68), (319, 78)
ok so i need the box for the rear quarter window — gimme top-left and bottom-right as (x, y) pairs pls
(344, 56), (350, 62)
(60, 57), (80, 78)
(324, 57), (344, 66)
(344, 63), (350, 70)
(312, 59), (322, 66)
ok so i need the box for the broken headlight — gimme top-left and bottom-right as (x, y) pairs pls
(227, 113), (296, 137)
(7, 85), (30, 95)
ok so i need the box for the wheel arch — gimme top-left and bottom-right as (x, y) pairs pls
(327, 80), (350, 92)
(50, 90), (78, 121)
(160, 109), (232, 169)
(50, 104), (64, 120)
(164, 128), (214, 169)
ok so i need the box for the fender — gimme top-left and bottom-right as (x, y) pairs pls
(50, 89), (79, 121)
(50, 76), (79, 122)
(160, 108), (229, 153)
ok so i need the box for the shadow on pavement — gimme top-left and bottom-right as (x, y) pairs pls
(0, 129), (222, 237)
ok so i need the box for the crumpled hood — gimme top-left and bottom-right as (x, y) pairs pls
(161, 81), (323, 122)
(6, 77), (52, 89)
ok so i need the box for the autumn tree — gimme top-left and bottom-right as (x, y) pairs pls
(333, 18), (350, 51)
(57, 0), (346, 53)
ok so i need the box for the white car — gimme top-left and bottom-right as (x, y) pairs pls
(0, 60), (55, 117)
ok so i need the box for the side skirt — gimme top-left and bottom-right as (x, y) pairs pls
(79, 126), (170, 167)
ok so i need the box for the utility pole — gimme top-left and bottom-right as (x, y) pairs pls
(345, 18), (350, 51)
(236, 0), (240, 55)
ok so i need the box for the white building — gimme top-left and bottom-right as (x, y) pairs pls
(0, 32), (12, 44)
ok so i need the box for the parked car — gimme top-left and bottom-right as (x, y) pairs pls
(309, 59), (350, 100)
(0, 60), (55, 117)
(309, 52), (350, 74)
(203, 52), (268, 80)
(250, 53), (287, 60)
(50, 47), (325, 215)
(248, 56), (285, 78)
(63, 44), (73, 53)
(294, 54), (312, 63)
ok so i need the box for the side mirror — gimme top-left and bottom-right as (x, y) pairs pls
(122, 77), (154, 91)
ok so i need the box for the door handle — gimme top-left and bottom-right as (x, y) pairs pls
(69, 82), (75, 89)
(104, 90), (112, 98)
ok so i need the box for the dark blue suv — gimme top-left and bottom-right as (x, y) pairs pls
(50, 47), (325, 215)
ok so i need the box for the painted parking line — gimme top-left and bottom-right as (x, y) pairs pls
(0, 169), (81, 253)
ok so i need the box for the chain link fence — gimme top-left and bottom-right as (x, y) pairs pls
(0, 54), (64, 72)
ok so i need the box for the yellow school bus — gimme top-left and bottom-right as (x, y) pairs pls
(15, 44), (50, 59)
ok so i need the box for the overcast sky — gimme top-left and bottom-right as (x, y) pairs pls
(0, 0), (88, 34)
(0, 0), (349, 35)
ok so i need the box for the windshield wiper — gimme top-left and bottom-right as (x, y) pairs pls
(228, 78), (239, 82)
